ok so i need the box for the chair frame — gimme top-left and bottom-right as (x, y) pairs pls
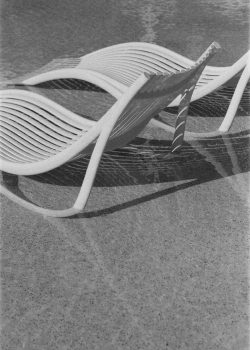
(1, 42), (220, 217)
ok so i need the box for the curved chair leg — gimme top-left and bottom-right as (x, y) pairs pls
(218, 62), (250, 133)
(0, 120), (116, 218)
(0, 182), (81, 217)
(150, 62), (250, 139)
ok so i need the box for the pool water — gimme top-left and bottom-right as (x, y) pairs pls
(0, 0), (249, 84)
(1, 1), (250, 350)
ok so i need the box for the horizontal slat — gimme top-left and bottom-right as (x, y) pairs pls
(1, 102), (85, 139)
(0, 97), (85, 130)
(0, 143), (37, 162)
(1, 111), (76, 147)
(0, 128), (56, 157)
(88, 56), (179, 73)
(84, 45), (192, 67)
(0, 151), (25, 163)
(87, 52), (185, 71)
(0, 138), (46, 161)
(1, 120), (65, 152)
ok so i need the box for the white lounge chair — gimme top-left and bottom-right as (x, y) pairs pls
(11, 42), (250, 138)
(0, 43), (219, 217)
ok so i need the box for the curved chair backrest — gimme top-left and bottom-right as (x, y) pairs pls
(77, 42), (249, 93)
(79, 42), (198, 85)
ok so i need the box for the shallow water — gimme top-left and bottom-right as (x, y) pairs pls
(0, 0), (249, 83)
(1, 1), (250, 350)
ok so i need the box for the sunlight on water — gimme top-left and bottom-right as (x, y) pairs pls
(199, 0), (250, 23)
(121, 0), (178, 43)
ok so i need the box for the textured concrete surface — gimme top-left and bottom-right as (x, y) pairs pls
(1, 1), (250, 349)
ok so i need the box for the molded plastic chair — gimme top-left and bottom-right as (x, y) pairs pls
(11, 42), (250, 138)
(0, 43), (219, 217)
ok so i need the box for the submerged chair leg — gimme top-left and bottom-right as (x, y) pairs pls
(218, 62), (250, 133)
(0, 182), (81, 217)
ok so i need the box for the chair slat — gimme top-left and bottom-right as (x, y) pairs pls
(0, 143), (39, 162)
(0, 127), (57, 157)
(1, 120), (65, 152)
(0, 101), (86, 138)
(0, 111), (77, 147)
(1, 97), (85, 131)
(0, 135), (47, 161)
(86, 51), (185, 72)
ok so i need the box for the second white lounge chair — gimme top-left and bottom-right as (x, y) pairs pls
(11, 42), (250, 138)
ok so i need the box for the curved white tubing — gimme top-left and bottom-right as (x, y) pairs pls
(0, 42), (230, 217)
(172, 51), (249, 106)
(23, 69), (126, 99)
(0, 184), (81, 217)
(219, 61), (250, 132)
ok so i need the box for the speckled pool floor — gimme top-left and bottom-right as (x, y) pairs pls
(1, 0), (249, 349)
